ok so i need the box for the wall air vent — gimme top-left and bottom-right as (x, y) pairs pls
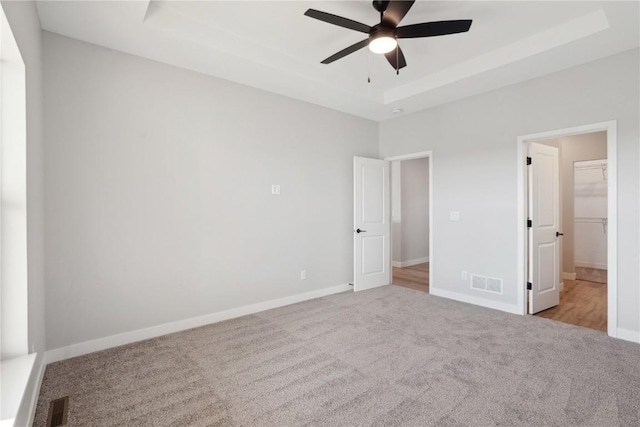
(470, 274), (503, 294)
(471, 275), (486, 290)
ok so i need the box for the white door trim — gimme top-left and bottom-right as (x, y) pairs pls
(516, 121), (617, 338)
(384, 151), (433, 293)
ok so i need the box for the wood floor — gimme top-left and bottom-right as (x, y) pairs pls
(392, 263), (429, 293)
(534, 279), (607, 332)
(392, 264), (605, 332)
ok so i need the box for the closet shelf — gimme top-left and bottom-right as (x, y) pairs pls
(574, 163), (607, 180)
(574, 217), (607, 233)
(574, 217), (607, 223)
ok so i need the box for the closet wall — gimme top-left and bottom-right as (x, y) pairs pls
(390, 158), (430, 267)
(400, 158), (429, 265)
(559, 132), (607, 277)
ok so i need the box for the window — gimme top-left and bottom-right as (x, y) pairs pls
(0, 3), (28, 361)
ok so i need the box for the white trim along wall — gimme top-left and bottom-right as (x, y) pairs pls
(392, 257), (430, 268)
(516, 121), (619, 338)
(45, 284), (351, 364)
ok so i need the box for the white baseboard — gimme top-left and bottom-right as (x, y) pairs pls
(392, 257), (429, 268)
(562, 272), (577, 280)
(575, 261), (607, 270)
(46, 284), (351, 364)
(429, 287), (520, 315)
(616, 328), (640, 344)
(14, 353), (46, 427)
(559, 282), (564, 291)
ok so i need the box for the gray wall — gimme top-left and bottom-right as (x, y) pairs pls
(43, 33), (378, 350)
(400, 158), (429, 263)
(559, 132), (607, 274)
(379, 49), (639, 333)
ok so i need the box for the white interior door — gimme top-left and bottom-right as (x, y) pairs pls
(354, 157), (390, 292)
(528, 142), (560, 314)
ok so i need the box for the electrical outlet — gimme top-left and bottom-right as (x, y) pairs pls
(271, 184), (281, 195)
(461, 270), (468, 280)
(450, 211), (460, 221)
(300, 270), (307, 280)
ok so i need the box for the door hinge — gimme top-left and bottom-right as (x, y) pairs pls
(526, 157), (532, 165)
(527, 219), (532, 228)
(527, 282), (532, 290)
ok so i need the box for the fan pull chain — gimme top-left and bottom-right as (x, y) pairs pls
(396, 43), (399, 75)
(368, 49), (371, 83)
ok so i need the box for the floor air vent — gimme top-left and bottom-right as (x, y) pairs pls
(470, 274), (503, 294)
(47, 396), (69, 427)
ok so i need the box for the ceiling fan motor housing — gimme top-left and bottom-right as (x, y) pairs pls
(370, 27), (395, 41)
(372, 1), (390, 14)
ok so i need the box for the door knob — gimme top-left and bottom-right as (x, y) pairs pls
(556, 232), (564, 237)
(356, 229), (367, 233)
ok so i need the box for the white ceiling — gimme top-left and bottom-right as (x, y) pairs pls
(36, 1), (639, 121)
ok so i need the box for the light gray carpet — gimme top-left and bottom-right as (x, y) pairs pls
(34, 285), (640, 426)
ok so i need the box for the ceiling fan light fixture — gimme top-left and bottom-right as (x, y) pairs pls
(368, 34), (397, 54)
(306, 1), (473, 70)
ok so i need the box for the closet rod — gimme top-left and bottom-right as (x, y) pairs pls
(574, 217), (607, 233)
(575, 163), (607, 180)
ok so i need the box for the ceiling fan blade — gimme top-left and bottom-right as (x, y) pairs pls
(384, 46), (407, 70)
(396, 20), (472, 38)
(321, 39), (369, 64)
(381, 0), (415, 28)
(304, 9), (372, 34)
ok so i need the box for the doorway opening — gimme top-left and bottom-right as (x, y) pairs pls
(386, 152), (432, 294)
(517, 121), (617, 337)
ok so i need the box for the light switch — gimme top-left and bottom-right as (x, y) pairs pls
(271, 185), (281, 195)
(450, 211), (460, 221)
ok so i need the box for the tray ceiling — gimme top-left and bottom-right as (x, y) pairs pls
(36, 1), (639, 121)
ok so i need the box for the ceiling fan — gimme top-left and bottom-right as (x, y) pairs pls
(304, 0), (472, 74)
